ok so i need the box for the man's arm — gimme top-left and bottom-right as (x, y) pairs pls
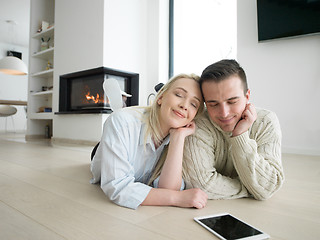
(229, 109), (284, 200)
(183, 115), (249, 199)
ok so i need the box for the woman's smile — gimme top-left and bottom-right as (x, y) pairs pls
(172, 109), (186, 119)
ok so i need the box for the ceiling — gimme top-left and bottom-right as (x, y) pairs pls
(0, 0), (30, 48)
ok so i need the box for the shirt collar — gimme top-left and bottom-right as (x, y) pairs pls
(139, 122), (149, 146)
(139, 122), (170, 149)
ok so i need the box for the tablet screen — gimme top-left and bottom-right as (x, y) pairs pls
(198, 214), (266, 240)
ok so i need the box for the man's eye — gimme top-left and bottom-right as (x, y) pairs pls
(228, 101), (237, 104)
(175, 93), (182, 97)
(208, 104), (218, 108)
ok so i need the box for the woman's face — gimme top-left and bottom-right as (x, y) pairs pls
(157, 77), (202, 135)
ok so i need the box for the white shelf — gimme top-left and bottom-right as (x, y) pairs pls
(32, 26), (54, 39)
(32, 69), (54, 78)
(29, 112), (54, 120)
(31, 90), (53, 96)
(32, 47), (54, 59)
(27, 0), (55, 138)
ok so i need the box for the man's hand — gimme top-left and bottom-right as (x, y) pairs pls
(232, 103), (257, 137)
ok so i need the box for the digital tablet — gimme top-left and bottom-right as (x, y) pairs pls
(194, 213), (270, 240)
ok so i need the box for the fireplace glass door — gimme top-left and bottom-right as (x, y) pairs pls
(70, 74), (108, 111)
(58, 67), (139, 114)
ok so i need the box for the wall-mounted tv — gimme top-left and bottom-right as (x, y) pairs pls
(257, 0), (320, 41)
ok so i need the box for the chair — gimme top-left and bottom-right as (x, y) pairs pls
(0, 105), (17, 132)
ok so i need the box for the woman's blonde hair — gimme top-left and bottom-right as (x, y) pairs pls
(143, 73), (204, 146)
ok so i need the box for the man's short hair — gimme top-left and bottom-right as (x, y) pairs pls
(199, 59), (248, 95)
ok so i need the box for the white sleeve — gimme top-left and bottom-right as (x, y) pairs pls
(92, 112), (151, 209)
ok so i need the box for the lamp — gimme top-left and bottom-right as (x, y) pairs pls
(0, 20), (28, 75)
(0, 56), (28, 75)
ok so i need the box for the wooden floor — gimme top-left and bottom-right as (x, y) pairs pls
(0, 133), (319, 240)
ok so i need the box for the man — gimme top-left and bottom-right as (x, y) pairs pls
(183, 59), (284, 200)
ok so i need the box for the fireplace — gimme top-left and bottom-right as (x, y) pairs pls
(57, 67), (139, 114)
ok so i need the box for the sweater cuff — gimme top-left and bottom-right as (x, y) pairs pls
(229, 131), (252, 153)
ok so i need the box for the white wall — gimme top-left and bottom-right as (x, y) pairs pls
(53, 0), (167, 143)
(173, 0), (237, 76)
(237, 0), (320, 155)
(103, 0), (168, 105)
(53, 0), (104, 102)
(53, 0), (105, 142)
(0, 43), (28, 132)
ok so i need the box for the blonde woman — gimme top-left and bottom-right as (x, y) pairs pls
(90, 73), (208, 209)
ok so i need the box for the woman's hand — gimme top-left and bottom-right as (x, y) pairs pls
(169, 121), (196, 140)
(142, 188), (208, 209)
(174, 188), (208, 209)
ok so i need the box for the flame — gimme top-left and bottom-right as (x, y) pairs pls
(84, 90), (108, 104)
(86, 92), (100, 103)
(83, 85), (109, 105)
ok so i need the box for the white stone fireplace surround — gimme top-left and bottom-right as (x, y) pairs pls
(53, 67), (139, 145)
(52, 113), (110, 145)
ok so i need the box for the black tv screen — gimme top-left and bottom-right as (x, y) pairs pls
(257, 0), (320, 41)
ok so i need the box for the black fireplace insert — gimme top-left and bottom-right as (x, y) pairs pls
(57, 67), (139, 114)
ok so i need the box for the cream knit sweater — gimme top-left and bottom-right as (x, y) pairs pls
(182, 108), (284, 200)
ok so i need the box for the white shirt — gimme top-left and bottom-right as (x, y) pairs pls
(90, 107), (170, 209)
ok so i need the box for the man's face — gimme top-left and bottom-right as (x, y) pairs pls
(202, 75), (250, 132)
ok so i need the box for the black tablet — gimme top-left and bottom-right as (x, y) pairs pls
(194, 213), (269, 240)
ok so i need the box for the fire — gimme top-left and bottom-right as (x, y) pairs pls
(86, 92), (101, 103)
(83, 85), (109, 105)
(84, 89), (109, 104)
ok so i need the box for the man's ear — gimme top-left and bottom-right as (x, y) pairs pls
(245, 89), (251, 103)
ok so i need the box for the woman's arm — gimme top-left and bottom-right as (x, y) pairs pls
(158, 121), (196, 190)
(141, 187), (208, 209)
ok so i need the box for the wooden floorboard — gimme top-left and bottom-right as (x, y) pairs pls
(0, 133), (319, 240)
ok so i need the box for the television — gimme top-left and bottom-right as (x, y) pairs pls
(257, 0), (320, 41)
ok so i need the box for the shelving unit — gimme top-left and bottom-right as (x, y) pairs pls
(32, 47), (54, 59)
(27, 0), (55, 139)
(31, 90), (53, 96)
(31, 69), (54, 78)
(29, 112), (54, 120)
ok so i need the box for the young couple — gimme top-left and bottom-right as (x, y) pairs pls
(90, 59), (284, 209)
